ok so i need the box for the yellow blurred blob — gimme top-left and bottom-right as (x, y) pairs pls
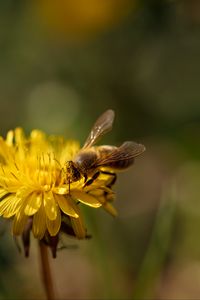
(32, 0), (136, 41)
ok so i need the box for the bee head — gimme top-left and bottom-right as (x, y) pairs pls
(65, 161), (81, 183)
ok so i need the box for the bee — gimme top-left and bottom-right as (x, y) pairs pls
(65, 109), (145, 188)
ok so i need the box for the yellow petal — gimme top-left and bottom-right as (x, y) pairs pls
(32, 204), (46, 239)
(53, 186), (69, 195)
(24, 192), (42, 216)
(46, 206), (61, 236)
(0, 189), (9, 199)
(103, 202), (118, 217)
(54, 194), (79, 218)
(15, 127), (25, 144)
(14, 128), (26, 160)
(0, 138), (12, 161)
(0, 194), (22, 218)
(12, 210), (28, 235)
(53, 186), (68, 195)
(71, 190), (102, 208)
(70, 206), (86, 239)
(6, 130), (14, 146)
(43, 191), (57, 220)
(86, 187), (114, 197)
(16, 187), (33, 199)
(96, 192), (115, 204)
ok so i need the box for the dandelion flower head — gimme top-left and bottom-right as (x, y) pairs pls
(0, 128), (116, 255)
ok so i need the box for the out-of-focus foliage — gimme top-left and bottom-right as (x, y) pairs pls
(0, 0), (200, 299)
(32, 0), (136, 41)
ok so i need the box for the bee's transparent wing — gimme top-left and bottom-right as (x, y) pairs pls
(96, 141), (146, 166)
(83, 109), (115, 149)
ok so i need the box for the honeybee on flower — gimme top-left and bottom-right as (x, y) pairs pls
(0, 110), (145, 257)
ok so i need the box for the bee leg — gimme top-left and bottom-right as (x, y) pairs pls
(84, 171), (100, 187)
(100, 171), (117, 188)
(84, 174), (88, 183)
(100, 171), (117, 202)
(84, 171), (116, 188)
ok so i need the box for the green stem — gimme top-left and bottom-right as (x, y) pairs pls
(133, 182), (177, 299)
(39, 241), (57, 300)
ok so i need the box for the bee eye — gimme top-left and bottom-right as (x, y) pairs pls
(65, 160), (81, 183)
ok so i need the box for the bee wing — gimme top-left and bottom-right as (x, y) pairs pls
(96, 141), (145, 166)
(82, 109), (115, 149)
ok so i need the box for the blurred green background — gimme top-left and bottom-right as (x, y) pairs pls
(1, 0), (200, 299)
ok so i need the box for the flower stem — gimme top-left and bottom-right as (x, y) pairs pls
(39, 241), (57, 300)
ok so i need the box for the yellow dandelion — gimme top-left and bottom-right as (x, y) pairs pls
(0, 128), (116, 249)
(0, 110), (145, 258)
(0, 110), (145, 300)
